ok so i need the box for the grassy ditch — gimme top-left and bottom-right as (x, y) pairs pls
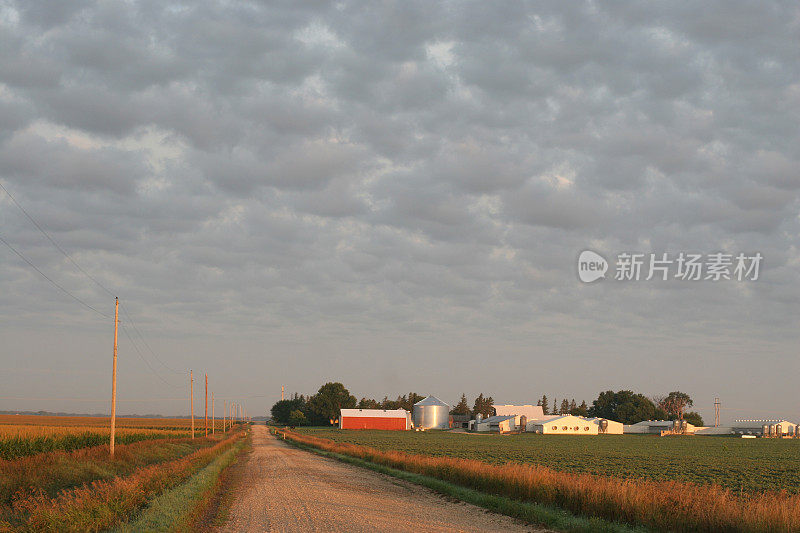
(115, 433), (249, 532)
(276, 428), (800, 533)
(0, 430), (245, 532)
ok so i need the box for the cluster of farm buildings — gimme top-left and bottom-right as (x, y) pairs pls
(340, 396), (800, 437)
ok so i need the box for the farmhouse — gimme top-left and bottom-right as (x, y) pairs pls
(339, 409), (412, 430)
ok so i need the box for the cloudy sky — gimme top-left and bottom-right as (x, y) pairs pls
(1, 1), (798, 422)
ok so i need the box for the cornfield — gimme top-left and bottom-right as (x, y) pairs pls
(0, 415), (224, 431)
(0, 425), (189, 460)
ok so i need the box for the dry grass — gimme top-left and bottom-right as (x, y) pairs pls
(278, 429), (800, 533)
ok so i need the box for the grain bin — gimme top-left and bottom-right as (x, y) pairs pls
(413, 396), (451, 430)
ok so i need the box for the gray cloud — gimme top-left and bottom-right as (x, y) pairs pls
(0, 0), (798, 420)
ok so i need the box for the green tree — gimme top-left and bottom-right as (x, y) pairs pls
(683, 411), (704, 426)
(451, 394), (471, 416)
(307, 382), (357, 425)
(357, 397), (379, 409)
(658, 391), (694, 421)
(288, 409), (307, 426)
(560, 399), (570, 415)
(540, 395), (549, 415)
(570, 400), (589, 417)
(270, 394), (306, 425)
(589, 390), (660, 425)
(472, 394), (495, 417)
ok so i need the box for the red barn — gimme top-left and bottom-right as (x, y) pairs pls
(339, 409), (412, 430)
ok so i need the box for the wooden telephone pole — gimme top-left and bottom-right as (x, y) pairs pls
(190, 370), (194, 439)
(205, 373), (208, 437)
(109, 297), (119, 458)
(212, 393), (215, 435)
(223, 400), (227, 431)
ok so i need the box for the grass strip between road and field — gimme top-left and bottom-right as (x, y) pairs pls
(4, 430), (246, 532)
(114, 433), (249, 533)
(278, 431), (648, 533)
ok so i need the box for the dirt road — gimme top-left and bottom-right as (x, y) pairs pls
(219, 425), (543, 532)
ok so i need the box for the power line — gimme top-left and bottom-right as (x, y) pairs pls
(119, 323), (180, 389)
(119, 302), (182, 374)
(0, 181), (116, 298)
(1, 182), (183, 379)
(0, 232), (110, 319)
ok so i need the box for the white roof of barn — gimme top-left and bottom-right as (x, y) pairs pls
(732, 419), (795, 428)
(586, 417), (623, 425)
(477, 415), (515, 424)
(340, 409), (409, 419)
(529, 415), (580, 425)
(494, 404), (545, 420)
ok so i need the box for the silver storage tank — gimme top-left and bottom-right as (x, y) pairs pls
(413, 396), (451, 430)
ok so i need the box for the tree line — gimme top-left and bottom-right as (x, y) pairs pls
(270, 382), (703, 427)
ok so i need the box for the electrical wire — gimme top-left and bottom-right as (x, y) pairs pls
(0, 181), (116, 298)
(119, 302), (182, 374)
(119, 323), (180, 389)
(120, 323), (180, 389)
(0, 232), (110, 319)
(1, 181), (186, 381)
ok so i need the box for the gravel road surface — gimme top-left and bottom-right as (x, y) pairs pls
(219, 425), (545, 532)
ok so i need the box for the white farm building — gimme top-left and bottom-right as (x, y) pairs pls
(526, 415), (623, 435)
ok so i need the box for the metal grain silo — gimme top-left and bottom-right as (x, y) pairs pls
(413, 396), (451, 430)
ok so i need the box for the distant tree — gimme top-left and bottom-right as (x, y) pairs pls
(540, 395), (549, 415)
(357, 397), (380, 409)
(552, 398), (558, 415)
(588, 390), (660, 425)
(658, 392), (693, 421)
(288, 409), (307, 426)
(569, 399), (577, 412)
(451, 394), (471, 416)
(683, 411), (704, 426)
(380, 396), (400, 410)
(472, 394), (494, 417)
(307, 382), (357, 425)
(408, 392), (425, 409)
(560, 399), (570, 415)
(270, 394), (306, 425)
(570, 400), (589, 417)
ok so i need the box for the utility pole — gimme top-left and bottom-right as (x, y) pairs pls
(205, 373), (208, 437)
(109, 297), (119, 458)
(282, 385), (284, 401)
(714, 397), (721, 428)
(190, 370), (194, 439)
(223, 400), (227, 431)
(212, 393), (215, 435)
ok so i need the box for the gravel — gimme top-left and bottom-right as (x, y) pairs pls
(219, 425), (546, 532)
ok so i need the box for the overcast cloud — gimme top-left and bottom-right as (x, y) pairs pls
(1, 1), (799, 421)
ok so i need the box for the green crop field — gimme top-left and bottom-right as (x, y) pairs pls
(296, 428), (800, 494)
